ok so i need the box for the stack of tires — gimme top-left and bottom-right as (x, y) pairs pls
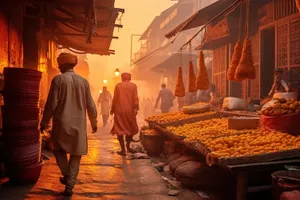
(1, 68), (44, 184)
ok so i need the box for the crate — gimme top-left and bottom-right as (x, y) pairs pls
(228, 117), (260, 130)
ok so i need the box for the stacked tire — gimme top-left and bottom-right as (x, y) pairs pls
(1, 68), (44, 184)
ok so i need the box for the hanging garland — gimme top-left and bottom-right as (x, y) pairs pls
(188, 43), (197, 92)
(227, 1), (244, 81)
(234, 0), (256, 81)
(195, 51), (210, 90)
(296, 0), (300, 12)
(175, 66), (185, 97)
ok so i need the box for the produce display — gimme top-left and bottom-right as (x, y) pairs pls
(261, 98), (300, 116)
(235, 38), (256, 81)
(196, 51), (210, 90)
(204, 129), (300, 158)
(188, 61), (197, 92)
(175, 67), (185, 97)
(142, 129), (160, 136)
(182, 102), (211, 114)
(227, 41), (242, 80)
(145, 111), (216, 124)
(166, 118), (252, 143)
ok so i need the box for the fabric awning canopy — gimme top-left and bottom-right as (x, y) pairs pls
(26, 0), (123, 55)
(165, 0), (238, 39)
(151, 53), (197, 74)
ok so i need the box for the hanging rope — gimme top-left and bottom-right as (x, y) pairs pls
(188, 42), (192, 61)
(238, 0), (244, 41)
(245, 0), (250, 38)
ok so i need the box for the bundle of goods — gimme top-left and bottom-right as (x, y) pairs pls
(140, 128), (163, 156)
(182, 102), (211, 114)
(227, 41), (242, 80)
(1, 68), (44, 184)
(188, 61), (197, 92)
(196, 51), (210, 90)
(145, 111), (216, 126)
(261, 98), (300, 135)
(175, 67), (185, 97)
(222, 97), (247, 111)
(166, 118), (253, 144)
(234, 38), (256, 80)
(205, 129), (300, 165)
(174, 161), (234, 188)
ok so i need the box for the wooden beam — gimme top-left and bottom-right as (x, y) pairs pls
(52, 32), (118, 39)
(24, 0), (125, 13)
(25, 14), (122, 28)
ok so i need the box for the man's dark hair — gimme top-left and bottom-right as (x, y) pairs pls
(60, 63), (76, 69)
(161, 83), (166, 88)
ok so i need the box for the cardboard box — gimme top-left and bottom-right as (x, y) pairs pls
(228, 117), (260, 130)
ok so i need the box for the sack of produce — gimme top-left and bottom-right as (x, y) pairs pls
(175, 161), (234, 188)
(234, 38), (256, 81)
(228, 41), (242, 80)
(222, 97), (247, 110)
(167, 153), (182, 164)
(169, 155), (197, 175)
(182, 102), (211, 114)
(273, 92), (298, 100)
(281, 191), (300, 200)
(163, 141), (178, 158)
(175, 67), (185, 97)
(188, 61), (197, 92)
(196, 51), (210, 90)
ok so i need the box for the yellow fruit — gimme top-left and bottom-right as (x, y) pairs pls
(281, 104), (288, 109)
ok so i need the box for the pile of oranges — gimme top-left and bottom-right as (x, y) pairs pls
(145, 111), (216, 124)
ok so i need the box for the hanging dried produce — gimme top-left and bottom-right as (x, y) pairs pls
(196, 51), (210, 90)
(296, 0), (300, 12)
(188, 61), (197, 92)
(234, 38), (256, 81)
(227, 41), (242, 81)
(175, 67), (185, 97)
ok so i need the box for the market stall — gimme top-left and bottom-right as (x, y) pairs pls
(142, 96), (300, 200)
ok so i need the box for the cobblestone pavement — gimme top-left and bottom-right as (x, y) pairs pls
(0, 122), (176, 200)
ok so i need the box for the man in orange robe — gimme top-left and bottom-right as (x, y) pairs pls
(110, 73), (139, 155)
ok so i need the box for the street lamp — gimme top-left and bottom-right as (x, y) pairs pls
(115, 68), (120, 77)
(103, 79), (108, 84)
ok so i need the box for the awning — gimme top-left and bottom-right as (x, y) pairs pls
(25, 0), (124, 55)
(196, 16), (233, 50)
(151, 53), (197, 74)
(165, 0), (237, 39)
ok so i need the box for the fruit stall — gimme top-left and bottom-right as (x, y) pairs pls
(143, 99), (300, 200)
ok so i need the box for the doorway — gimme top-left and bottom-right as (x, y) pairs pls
(260, 26), (275, 98)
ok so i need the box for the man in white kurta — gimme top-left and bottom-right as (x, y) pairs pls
(40, 53), (97, 196)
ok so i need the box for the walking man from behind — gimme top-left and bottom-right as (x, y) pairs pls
(110, 73), (139, 156)
(40, 53), (97, 196)
(155, 83), (175, 113)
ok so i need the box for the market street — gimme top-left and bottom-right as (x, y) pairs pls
(0, 123), (176, 200)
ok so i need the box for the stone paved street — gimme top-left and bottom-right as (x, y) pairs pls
(0, 122), (176, 200)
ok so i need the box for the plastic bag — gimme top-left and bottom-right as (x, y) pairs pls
(222, 97), (247, 110)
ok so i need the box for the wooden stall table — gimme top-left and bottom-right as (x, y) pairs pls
(225, 159), (300, 200)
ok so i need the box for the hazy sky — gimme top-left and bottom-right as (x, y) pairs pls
(87, 0), (175, 91)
